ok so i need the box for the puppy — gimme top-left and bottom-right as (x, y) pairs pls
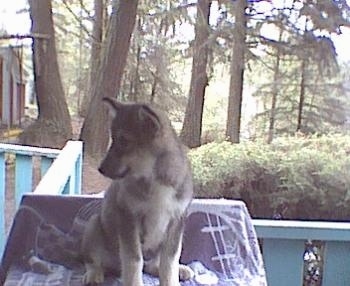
(81, 98), (194, 285)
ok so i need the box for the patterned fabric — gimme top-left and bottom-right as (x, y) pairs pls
(185, 200), (267, 285)
(1, 195), (267, 286)
(4, 261), (231, 286)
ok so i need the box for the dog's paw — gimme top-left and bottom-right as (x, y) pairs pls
(82, 268), (104, 285)
(179, 264), (194, 281)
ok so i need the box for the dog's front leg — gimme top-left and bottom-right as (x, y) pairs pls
(118, 211), (143, 286)
(159, 218), (194, 286)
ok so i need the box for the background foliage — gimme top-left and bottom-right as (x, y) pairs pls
(190, 134), (350, 220)
(46, 0), (350, 140)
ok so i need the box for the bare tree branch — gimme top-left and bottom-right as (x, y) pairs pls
(0, 33), (50, 40)
(61, 0), (92, 38)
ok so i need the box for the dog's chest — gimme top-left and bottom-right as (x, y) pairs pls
(135, 182), (185, 251)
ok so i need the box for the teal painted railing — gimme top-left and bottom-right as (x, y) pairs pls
(0, 140), (83, 256)
(253, 219), (350, 286)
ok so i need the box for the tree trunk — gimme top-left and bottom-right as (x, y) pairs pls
(130, 17), (143, 102)
(150, 75), (158, 104)
(267, 29), (283, 144)
(79, 0), (104, 117)
(20, 0), (72, 148)
(80, 0), (138, 157)
(226, 0), (247, 143)
(180, 0), (211, 148)
(133, 43), (141, 101)
(267, 54), (281, 144)
(297, 58), (306, 132)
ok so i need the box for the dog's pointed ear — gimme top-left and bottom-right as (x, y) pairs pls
(138, 105), (161, 135)
(102, 97), (123, 117)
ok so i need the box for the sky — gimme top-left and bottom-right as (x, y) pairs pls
(0, 1), (30, 34)
(0, 0), (349, 62)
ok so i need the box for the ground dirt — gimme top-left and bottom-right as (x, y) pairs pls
(71, 117), (111, 194)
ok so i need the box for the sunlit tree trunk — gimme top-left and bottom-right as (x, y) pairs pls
(297, 58), (307, 132)
(267, 29), (283, 144)
(226, 0), (247, 143)
(129, 17), (143, 102)
(80, 0), (138, 156)
(80, 0), (105, 117)
(180, 0), (211, 148)
(20, 0), (72, 148)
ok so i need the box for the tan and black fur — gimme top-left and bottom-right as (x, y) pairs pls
(81, 98), (194, 285)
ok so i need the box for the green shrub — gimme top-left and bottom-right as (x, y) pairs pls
(189, 134), (350, 220)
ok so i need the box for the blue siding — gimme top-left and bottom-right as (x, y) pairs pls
(0, 152), (5, 256)
(15, 154), (33, 207)
(322, 241), (350, 285)
(40, 157), (54, 177)
(263, 239), (304, 286)
(74, 152), (82, 195)
(254, 219), (350, 286)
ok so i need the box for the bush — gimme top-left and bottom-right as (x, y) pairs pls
(189, 134), (350, 220)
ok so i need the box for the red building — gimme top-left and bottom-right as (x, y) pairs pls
(0, 46), (26, 126)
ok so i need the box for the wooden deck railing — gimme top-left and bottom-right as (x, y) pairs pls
(0, 140), (83, 255)
(253, 219), (350, 286)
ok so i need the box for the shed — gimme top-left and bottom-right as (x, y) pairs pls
(0, 46), (26, 126)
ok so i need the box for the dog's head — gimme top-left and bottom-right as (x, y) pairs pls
(99, 98), (164, 180)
